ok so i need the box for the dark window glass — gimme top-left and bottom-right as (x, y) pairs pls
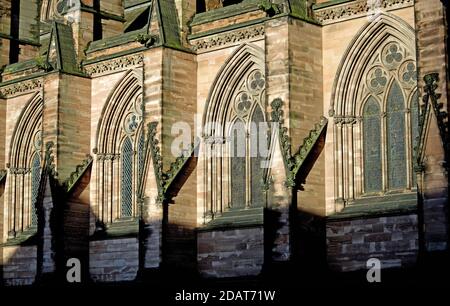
(386, 81), (407, 190)
(121, 137), (133, 217)
(230, 119), (246, 209)
(363, 97), (382, 193)
(31, 153), (40, 226)
(250, 106), (265, 207)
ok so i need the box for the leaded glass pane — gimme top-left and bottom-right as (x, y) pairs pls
(386, 81), (407, 190)
(121, 137), (133, 217)
(363, 97), (382, 193)
(410, 91), (419, 186)
(138, 133), (145, 180)
(230, 119), (246, 209)
(250, 106), (265, 207)
(31, 154), (40, 226)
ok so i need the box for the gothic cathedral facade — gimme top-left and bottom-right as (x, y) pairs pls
(0, 0), (448, 285)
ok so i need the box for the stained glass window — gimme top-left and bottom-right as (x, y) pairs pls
(138, 133), (145, 180)
(230, 119), (246, 209)
(121, 137), (133, 217)
(410, 91), (419, 186)
(363, 97), (382, 193)
(31, 153), (41, 226)
(250, 106), (265, 207)
(386, 81), (407, 190)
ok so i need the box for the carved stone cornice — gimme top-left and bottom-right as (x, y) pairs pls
(333, 116), (357, 125)
(9, 167), (31, 175)
(96, 153), (120, 161)
(190, 25), (265, 53)
(313, 0), (414, 25)
(0, 78), (42, 98)
(84, 53), (144, 77)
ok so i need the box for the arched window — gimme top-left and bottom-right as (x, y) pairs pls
(331, 14), (418, 205)
(360, 43), (417, 196)
(410, 91), (419, 186)
(202, 45), (267, 222)
(7, 94), (43, 237)
(121, 137), (133, 218)
(230, 119), (246, 209)
(363, 97), (382, 193)
(386, 81), (407, 190)
(30, 153), (41, 226)
(96, 71), (143, 224)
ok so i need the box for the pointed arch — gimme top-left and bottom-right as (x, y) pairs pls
(95, 70), (144, 224)
(331, 13), (418, 205)
(9, 93), (43, 169)
(201, 43), (266, 222)
(203, 43), (265, 137)
(330, 13), (415, 117)
(96, 70), (143, 154)
(7, 93), (43, 235)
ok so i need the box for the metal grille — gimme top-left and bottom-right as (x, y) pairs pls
(363, 97), (382, 193)
(31, 154), (41, 226)
(121, 137), (133, 217)
(386, 81), (407, 190)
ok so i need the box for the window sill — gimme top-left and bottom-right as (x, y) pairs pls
(90, 218), (139, 241)
(328, 192), (418, 221)
(198, 207), (264, 232)
(2, 227), (38, 247)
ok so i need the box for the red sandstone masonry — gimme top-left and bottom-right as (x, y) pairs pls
(3, 245), (37, 286)
(326, 214), (419, 272)
(415, 0), (449, 251)
(89, 238), (139, 282)
(198, 227), (264, 278)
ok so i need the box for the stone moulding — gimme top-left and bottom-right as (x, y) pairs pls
(145, 122), (200, 203)
(270, 98), (328, 188)
(62, 155), (93, 193)
(416, 73), (449, 172)
(0, 78), (43, 98)
(190, 25), (265, 52)
(84, 53), (144, 77)
(313, 0), (414, 25)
